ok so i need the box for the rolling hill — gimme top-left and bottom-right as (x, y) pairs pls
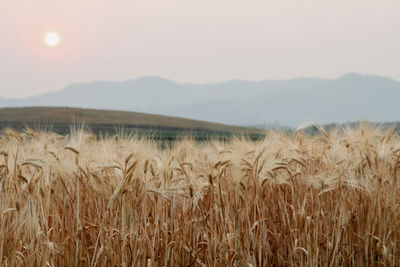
(1, 73), (400, 127)
(0, 107), (264, 139)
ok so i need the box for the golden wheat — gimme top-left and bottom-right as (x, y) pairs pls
(0, 125), (400, 266)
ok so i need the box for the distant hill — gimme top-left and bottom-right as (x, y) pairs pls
(0, 107), (263, 139)
(1, 73), (399, 127)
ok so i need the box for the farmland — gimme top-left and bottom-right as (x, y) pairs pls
(1, 124), (400, 265)
(0, 107), (264, 142)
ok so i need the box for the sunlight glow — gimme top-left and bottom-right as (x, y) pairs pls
(45, 32), (60, 46)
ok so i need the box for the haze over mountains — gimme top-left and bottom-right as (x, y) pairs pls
(1, 73), (399, 127)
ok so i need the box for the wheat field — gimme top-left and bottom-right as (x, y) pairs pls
(1, 125), (400, 266)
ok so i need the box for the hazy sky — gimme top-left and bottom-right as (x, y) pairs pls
(1, 0), (399, 98)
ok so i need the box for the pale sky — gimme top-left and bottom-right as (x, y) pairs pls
(1, 0), (399, 98)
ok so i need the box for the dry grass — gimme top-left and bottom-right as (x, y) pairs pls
(1, 125), (400, 266)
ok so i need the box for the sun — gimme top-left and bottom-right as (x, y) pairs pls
(44, 32), (60, 47)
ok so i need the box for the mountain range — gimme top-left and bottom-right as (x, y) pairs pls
(1, 73), (399, 127)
